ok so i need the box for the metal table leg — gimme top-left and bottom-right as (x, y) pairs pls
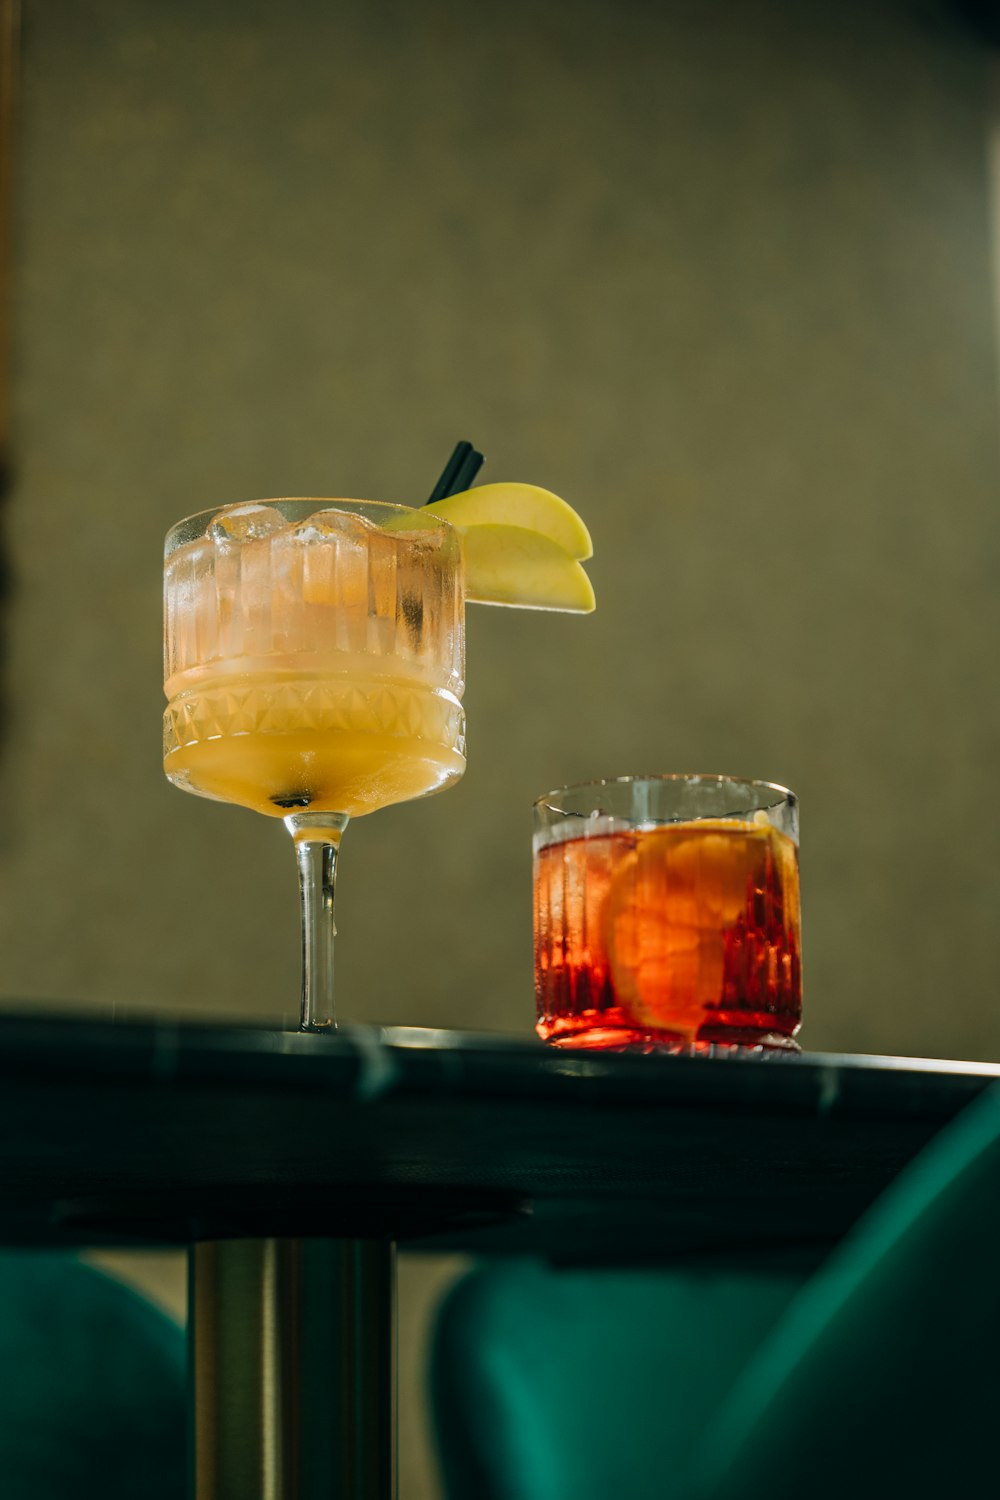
(190, 1238), (397, 1499)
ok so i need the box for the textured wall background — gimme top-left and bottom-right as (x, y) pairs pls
(3, 0), (999, 1492)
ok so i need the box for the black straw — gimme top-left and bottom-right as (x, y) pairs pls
(426, 441), (484, 502)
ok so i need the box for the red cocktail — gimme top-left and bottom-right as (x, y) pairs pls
(534, 776), (802, 1052)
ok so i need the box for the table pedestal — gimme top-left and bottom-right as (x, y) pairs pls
(190, 1238), (397, 1499)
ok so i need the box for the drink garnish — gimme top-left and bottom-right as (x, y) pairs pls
(391, 478), (595, 613)
(408, 440), (595, 610)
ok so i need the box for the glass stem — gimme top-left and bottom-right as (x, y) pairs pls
(284, 811), (350, 1033)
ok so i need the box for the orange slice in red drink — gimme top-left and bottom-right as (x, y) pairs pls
(603, 820), (771, 1038)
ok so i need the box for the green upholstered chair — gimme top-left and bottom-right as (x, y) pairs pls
(432, 1083), (1000, 1500)
(432, 1261), (805, 1500)
(0, 1251), (186, 1499)
(695, 1080), (1000, 1500)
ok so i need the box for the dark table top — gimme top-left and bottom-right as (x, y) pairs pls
(0, 1012), (997, 1269)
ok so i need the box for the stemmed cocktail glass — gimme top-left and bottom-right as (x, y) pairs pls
(163, 498), (466, 1031)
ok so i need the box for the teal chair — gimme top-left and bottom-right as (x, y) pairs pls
(432, 1083), (1000, 1500)
(0, 1251), (186, 1499)
(433, 1260), (804, 1500)
(697, 1081), (1000, 1500)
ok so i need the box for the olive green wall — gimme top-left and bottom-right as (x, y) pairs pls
(4, 0), (997, 1056)
(3, 0), (999, 1491)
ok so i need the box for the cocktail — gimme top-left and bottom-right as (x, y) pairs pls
(534, 775), (802, 1051)
(164, 461), (594, 1031)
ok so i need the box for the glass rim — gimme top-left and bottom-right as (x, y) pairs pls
(165, 497), (456, 552)
(533, 772), (796, 812)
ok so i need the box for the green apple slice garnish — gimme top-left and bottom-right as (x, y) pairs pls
(382, 481), (595, 611)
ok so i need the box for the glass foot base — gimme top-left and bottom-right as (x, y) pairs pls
(541, 1026), (801, 1057)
